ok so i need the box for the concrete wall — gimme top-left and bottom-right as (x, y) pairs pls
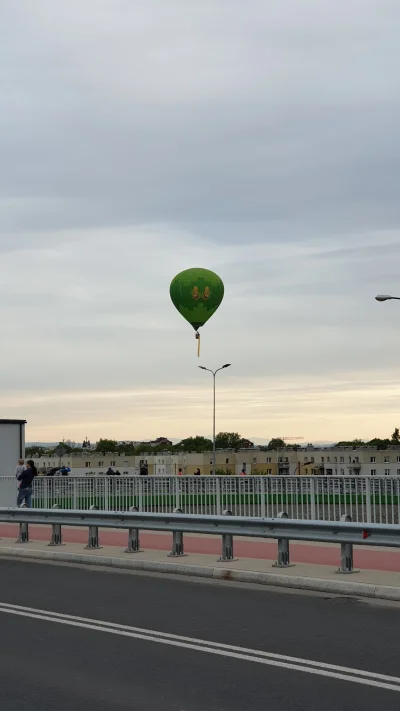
(0, 420), (26, 506)
(0, 420), (25, 477)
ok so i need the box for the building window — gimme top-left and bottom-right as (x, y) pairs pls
(335, 469), (338, 475)
(370, 456), (376, 463)
(321, 457), (324, 463)
(310, 457), (314, 463)
(354, 457), (359, 463)
(371, 469), (376, 475)
(305, 469), (308, 475)
(85, 462), (91, 468)
(327, 457), (330, 463)
(98, 461), (104, 467)
(397, 469), (400, 475)
(226, 458), (229, 464)
(266, 468), (272, 475)
(111, 461), (116, 467)
(334, 457), (337, 463)
(384, 456), (390, 463)
(397, 456), (400, 463)
(385, 469), (391, 476)
(266, 457), (272, 464)
(340, 457), (344, 463)
(278, 457), (283, 463)
(340, 469), (345, 475)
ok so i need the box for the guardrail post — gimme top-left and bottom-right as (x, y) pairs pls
(16, 507), (29, 544)
(337, 514), (358, 574)
(85, 505), (102, 550)
(218, 510), (237, 561)
(273, 512), (294, 568)
(169, 507), (185, 557)
(49, 504), (63, 546)
(125, 506), (142, 553)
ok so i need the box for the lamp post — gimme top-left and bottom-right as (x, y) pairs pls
(375, 295), (400, 302)
(198, 364), (231, 475)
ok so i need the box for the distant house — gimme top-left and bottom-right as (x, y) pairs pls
(152, 437), (173, 447)
(240, 439), (255, 449)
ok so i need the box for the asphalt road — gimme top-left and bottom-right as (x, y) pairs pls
(0, 560), (399, 710)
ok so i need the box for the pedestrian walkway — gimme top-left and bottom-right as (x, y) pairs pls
(0, 523), (399, 572)
(1, 526), (400, 601)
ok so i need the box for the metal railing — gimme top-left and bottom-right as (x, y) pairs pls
(4, 506), (400, 574)
(2, 475), (400, 523)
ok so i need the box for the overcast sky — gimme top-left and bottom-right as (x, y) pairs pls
(1, 0), (400, 444)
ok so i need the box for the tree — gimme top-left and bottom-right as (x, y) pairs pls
(391, 428), (400, 444)
(135, 443), (154, 455)
(367, 438), (391, 450)
(335, 439), (365, 448)
(96, 438), (119, 454)
(267, 438), (286, 450)
(25, 445), (48, 457)
(174, 436), (213, 452)
(215, 432), (243, 450)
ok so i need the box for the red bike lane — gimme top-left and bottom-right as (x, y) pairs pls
(0, 524), (399, 572)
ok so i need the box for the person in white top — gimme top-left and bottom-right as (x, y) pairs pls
(15, 459), (25, 487)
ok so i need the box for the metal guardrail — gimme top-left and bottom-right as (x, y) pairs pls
(2, 507), (399, 574)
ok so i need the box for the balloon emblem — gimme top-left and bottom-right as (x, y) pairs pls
(170, 268), (225, 356)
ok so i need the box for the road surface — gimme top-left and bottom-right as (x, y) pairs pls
(0, 557), (399, 710)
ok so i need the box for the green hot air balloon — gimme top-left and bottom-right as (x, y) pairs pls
(170, 268), (225, 356)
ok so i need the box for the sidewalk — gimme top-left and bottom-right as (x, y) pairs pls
(0, 523), (399, 571)
(1, 529), (400, 602)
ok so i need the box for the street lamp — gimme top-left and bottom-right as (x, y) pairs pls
(375, 295), (400, 302)
(198, 364), (231, 476)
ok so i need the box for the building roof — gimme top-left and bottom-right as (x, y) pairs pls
(0, 419), (27, 424)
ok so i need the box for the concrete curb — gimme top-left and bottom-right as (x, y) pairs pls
(1, 546), (400, 601)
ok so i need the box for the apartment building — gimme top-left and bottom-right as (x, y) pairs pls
(29, 445), (400, 477)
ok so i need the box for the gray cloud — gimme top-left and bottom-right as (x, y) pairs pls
(1, 0), (400, 441)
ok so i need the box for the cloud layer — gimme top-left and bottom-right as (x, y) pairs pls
(1, 1), (400, 442)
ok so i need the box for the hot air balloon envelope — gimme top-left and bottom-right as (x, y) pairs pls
(170, 268), (224, 331)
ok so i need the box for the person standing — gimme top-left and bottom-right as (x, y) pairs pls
(17, 460), (37, 508)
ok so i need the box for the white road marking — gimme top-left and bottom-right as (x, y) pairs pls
(0, 602), (398, 692)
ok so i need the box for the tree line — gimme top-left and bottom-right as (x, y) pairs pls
(25, 428), (400, 458)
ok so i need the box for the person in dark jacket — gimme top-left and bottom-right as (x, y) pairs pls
(17, 460), (37, 508)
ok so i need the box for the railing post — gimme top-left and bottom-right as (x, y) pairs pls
(365, 477), (372, 523)
(85, 505), (102, 550)
(218, 510), (236, 561)
(337, 514), (358, 574)
(174, 476), (180, 511)
(273, 512), (294, 568)
(309, 477), (316, 520)
(215, 476), (222, 516)
(16, 507), (29, 544)
(260, 476), (266, 518)
(125, 506), (142, 553)
(169, 507), (185, 557)
(49, 504), (63, 546)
